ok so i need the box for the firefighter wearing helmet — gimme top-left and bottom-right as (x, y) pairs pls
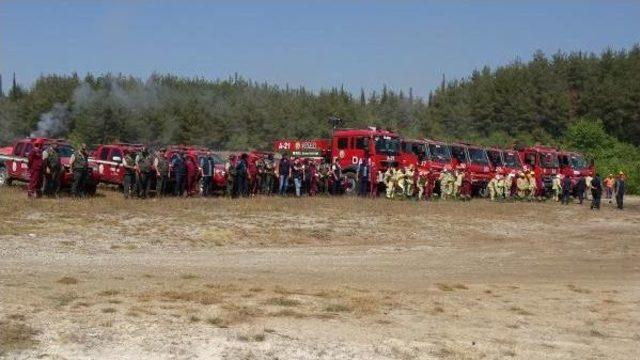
(453, 164), (464, 198)
(417, 170), (428, 200)
(516, 171), (528, 199)
(404, 164), (415, 197)
(439, 166), (454, 200)
(488, 173), (499, 201)
(552, 173), (563, 202)
(384, 166), (395, 199)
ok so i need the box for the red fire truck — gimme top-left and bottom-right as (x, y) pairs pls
(449, 142), (493, 195)
(558, 150), (595, 189)
(517, 145), (560, 190)
(487, 147), (523, 175)
(0, 138), (99, 193)
(400, 138), (455, 175)
(275, 127), (405, 174)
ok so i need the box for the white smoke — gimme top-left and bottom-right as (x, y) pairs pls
(30, 103), (71, 138)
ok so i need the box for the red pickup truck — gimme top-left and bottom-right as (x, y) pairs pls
(0, 138), (99, 193)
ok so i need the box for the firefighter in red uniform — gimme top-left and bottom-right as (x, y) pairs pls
(27, 139), (45, 198)
(309, 160), (319, 196)
(460, 165), (472, 201)
(185, 151), (198, 196)
(534, 166), (545, 200)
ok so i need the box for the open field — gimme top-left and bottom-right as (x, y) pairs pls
(1, 186), (639, 359)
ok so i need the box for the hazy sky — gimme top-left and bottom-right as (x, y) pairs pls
(1, 1), (639, 95)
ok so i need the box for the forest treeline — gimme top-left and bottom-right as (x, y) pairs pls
(0, 46), (638, 191)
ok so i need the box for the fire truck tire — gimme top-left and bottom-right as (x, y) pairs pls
(0, 167), (10, 186)
(477, 185), (489, 198)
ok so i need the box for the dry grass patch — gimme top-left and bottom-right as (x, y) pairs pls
(269, 309), (307, 318)
(52, 292), (79, 307)
(102, 307), (117, 314)
(589, 329), (607, 338)
(325, 303), (353, 313)
(508, 306), (533, 316)
(567, 284), (592, 294)
(206, 316), (225, 327)
(180, 273), (199, 280)
(0, 320), (39, 353)
(264, 297), (301, 307)
(56, 276), (78, 285)
(98, 289), (120, 296)
(436, 283), (468, 291)
(157, 290), (220, 305)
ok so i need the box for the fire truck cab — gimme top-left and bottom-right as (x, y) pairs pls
(517, 145), (560, 190)
(487, 148), (523, 175)
(0, 138), (99, 193)
(558, 151), (594, 187)
(331, 128), (402, 174)
(449, 142), (493, 194)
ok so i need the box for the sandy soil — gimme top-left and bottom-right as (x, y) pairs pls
(1, 187), (639, 359)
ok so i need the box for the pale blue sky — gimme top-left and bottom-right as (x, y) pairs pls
(1, 1), (639, 95)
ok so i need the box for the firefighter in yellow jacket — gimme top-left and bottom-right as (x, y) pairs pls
(395, 167), (407, 197)
(417, 170), (428, 200)
(453, 167), (464, 198)
(488, 173), (499, 201)
(526, 171), (537, 201)
(405, 165), (415, 197)
(551, 174), (563, 202)
(516, 172), (528, 199)
(384, 167), (395, 199)
(439, 168), (453, 200)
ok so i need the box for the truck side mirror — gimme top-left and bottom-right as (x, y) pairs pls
(112, 156), (122, 162)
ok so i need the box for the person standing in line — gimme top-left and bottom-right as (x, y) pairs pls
(69, 143), (89, 197)
(262, 154), (276, 195)
(590, 173), (603, 210)
(43, 142), (62, 197)
(576, 175), (586, 205)
(122, 149), (136, 199)
(235, 153), (249, 197)
(309, 160), (319, 196)
(615, 172), (626, 210)
(561, 173), (572, 205)
(331, 158), (343, 195)
(604, 173), (615, 203)
(200, 151), (213, 197)
(292, 158), (304, 197)
(27, 139), (45, 198)
(357, 155), (370, 197)
(172, 152), (187, 197)
(278, 155), (291, 196)
(136, 147), (154, 198)
(154, 149), (169, 197)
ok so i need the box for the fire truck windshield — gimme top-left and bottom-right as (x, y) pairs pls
(503, 152), (521, 169)
(428, 144), (451, 162)
(468, 148), (489, 165)
(539, 152), (559, 168)
(569, 155), (588, 169)
(374, 137), (400, 155)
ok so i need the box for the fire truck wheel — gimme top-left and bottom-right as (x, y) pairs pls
(0, 167), (10, 186)
(477, 185), (489, 198)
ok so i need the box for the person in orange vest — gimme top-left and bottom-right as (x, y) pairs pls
(604, 173), (615, 203)
(27, 139), (45, 198)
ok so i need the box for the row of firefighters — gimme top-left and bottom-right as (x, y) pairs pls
(23, 141), (627, 210)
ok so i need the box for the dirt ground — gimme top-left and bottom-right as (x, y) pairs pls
(0, 186), (639, 359)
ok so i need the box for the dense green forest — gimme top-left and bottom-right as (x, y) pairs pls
(0, 46), (639, 191)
